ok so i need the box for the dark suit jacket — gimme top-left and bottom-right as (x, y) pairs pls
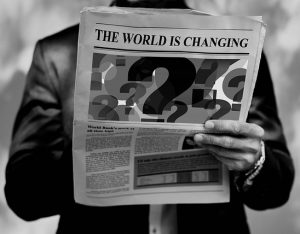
(5, 24), (294, 234)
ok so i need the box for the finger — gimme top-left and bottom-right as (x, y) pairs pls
(194, 133), (261, 153)
(204, 120), (264, 138)
(209, 150), (254, 171)
(212, 154), (247, 171)
(206, 144), (258, 165)
(205, 144), (241, 160)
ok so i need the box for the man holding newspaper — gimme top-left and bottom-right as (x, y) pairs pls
(4, 0), (294, 234)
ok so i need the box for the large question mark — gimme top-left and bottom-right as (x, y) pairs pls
(120, 82), (147, 114)
(89, 94), (119, 121)
(128, 57), (196, 115)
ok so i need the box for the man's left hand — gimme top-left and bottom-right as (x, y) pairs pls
(194, 120), (264, 172)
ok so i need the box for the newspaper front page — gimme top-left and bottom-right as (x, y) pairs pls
(73, 7), (266, 206)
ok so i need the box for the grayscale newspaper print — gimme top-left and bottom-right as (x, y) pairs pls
(73, 7), (266, 206)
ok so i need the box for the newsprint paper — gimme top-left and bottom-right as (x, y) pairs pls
(73, 7), (266, 206)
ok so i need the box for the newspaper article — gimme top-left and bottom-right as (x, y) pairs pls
(73, 7), (266, 206)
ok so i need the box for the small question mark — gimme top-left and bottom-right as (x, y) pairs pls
(89, 94), (119, 121)
(120, 82), (147, 114)
(206, 99), (232, 120)
(193, 59), (237, 109)
(195, 59), (238, 87)
(191, 59), (237, 120)
(222, 68), (246, 111)
(229, 75), (245, 101)
(163, 101), (188, 122)
(90, 53), (117, 91)
(195, 60), (218, 87)
(90, 53), (106, 91)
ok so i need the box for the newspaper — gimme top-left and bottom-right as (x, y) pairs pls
(73, 6), (266, 206)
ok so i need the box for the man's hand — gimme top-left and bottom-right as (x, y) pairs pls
(194, 120), (264, 172)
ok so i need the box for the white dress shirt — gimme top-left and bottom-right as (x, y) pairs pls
(149, 205), (177, 234)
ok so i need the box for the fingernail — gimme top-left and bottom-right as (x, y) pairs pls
(195, 134), (203, 141)
(205, 121), (214, 129)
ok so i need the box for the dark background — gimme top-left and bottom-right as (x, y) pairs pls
(0, 0), (299, 233)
